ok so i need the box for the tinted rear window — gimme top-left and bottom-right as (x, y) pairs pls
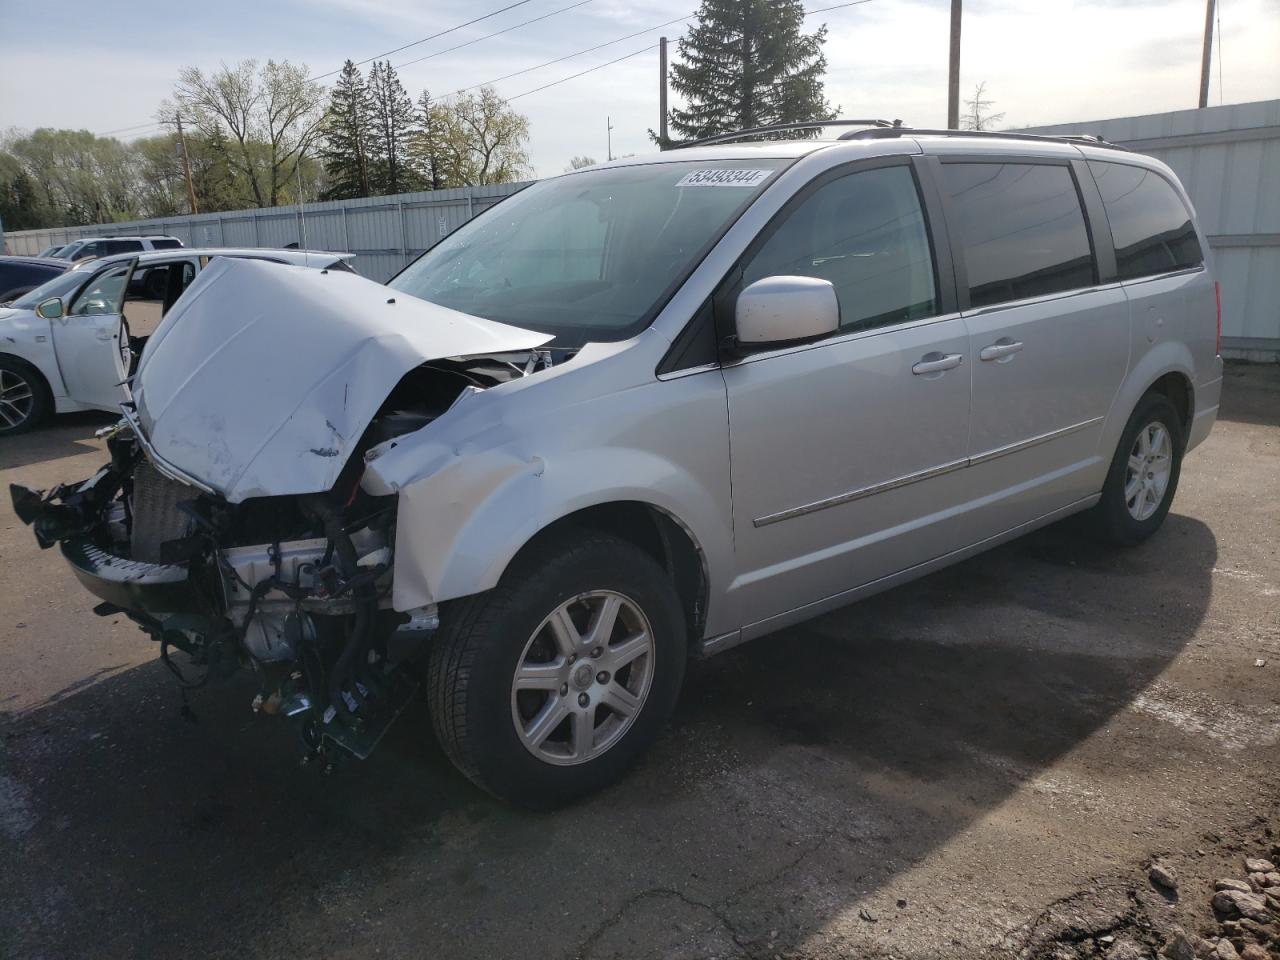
(105, 239), (145, 254)
(942, 161), (1095, 308)
(150, 238), (183, 249)
(1088, 161), (1202, 280)
(0, 261), (61, 290)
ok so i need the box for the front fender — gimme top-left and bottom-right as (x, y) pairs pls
(363, 352), (734, 632)
(388, 441), (730, 616)
(0, 311), (66, 398)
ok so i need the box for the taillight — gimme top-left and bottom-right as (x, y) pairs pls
(1214, 281), (1222, 356)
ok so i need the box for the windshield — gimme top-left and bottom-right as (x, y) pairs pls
(10, 268), (89, 310)
(388, 159), (789, 346)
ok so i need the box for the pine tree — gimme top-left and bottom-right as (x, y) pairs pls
(667, 0), (837, 142)
(368, 60), (418, 195)
(408, 89), (445, 191)
(318, 60), (374, 200)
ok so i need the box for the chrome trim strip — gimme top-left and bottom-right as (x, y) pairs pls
(120, 405), (218, 495)
(752, 416), (1104, 527)
(967, 416), (1102, 467)
(753, 457), (969, 527)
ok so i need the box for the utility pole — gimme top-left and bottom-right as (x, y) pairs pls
(607, 115), (614, 162)
(1198, 0), (1216, 108)
(659, 36), (669, 147)
(947, 0), (962, 128)
(175, 113), (199, 215)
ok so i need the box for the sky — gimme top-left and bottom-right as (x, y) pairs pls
(0, 0), (1277, 179)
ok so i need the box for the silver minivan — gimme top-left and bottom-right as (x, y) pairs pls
(14, 123), (1222, 807)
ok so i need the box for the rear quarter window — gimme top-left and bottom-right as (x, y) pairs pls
(941, 161), (1096, 308)
(150, 238), (183, 249)
(1088, 161), (1203, 280)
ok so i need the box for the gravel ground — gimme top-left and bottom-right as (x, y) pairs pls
(1, 363), (1277, 960)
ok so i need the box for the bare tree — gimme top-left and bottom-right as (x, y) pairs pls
(961, 81), (1006, 132)
(433, 87), (531, 187)
(169, 59), (325, 207)
(565, 155), (597, 171)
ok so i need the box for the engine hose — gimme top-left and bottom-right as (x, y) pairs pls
(328, 599), (372, 723)
(299, 495), (380, 726)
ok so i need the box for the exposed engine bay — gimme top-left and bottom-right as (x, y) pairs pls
(10, 352), (555, 765)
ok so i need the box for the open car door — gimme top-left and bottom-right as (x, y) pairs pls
(50, 258), (136, 411)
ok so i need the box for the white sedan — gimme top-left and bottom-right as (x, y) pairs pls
(0, 247), (354, 434)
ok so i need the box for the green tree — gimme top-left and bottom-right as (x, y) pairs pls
(5, 128), (142, 225)
(433, 87), (531, 187)
(666, 0), (836, 142)
(367, 60), (418, 195)
(408, 89), (446, 191)
(170, 59), (325, 208)
(0, 151), (48, 230)
(318, 60), (375, 200)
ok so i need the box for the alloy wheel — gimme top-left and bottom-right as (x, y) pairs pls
(0, 368), (35, 431)
(510, 590), (655, 766)
(1124, 421), (1173, 521)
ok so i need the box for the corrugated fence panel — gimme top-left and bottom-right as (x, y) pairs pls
(1022, 99), (1280, 357)
(3, 182), (531, 282)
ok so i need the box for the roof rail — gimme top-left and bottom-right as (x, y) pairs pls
(838, 126), (1127, 151)
(669, 118), (903, 150)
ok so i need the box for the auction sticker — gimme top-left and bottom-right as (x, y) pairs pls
(675, 168), (773, 187)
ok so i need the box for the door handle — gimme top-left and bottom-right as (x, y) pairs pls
(979, 338), (1024, 361)
(912, 352), (964, 375)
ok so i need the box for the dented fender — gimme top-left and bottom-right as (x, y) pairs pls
(361, 338), (736, 631)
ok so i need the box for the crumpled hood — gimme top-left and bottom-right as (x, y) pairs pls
(133, 257), (551, 502)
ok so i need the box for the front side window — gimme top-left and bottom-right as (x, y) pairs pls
(389, 159), (789, 347)
(1089, 161), (1202, 280)
(69, 265), (130, 316)
(942, 162), (1095, 307)
(740, 164), (938, 333)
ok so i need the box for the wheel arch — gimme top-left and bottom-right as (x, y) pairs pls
(1101, 343), (1197, 463)
(504, 501), (710, 642)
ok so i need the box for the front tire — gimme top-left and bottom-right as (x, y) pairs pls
(428, 531), (687, 808)
(1091, 392), (1184, 546)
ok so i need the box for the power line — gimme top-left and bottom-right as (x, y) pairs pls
(461, 0), (875, 99)
(506, 44), (659, 102)
(96, 0), (877, 138)
(394, 0), (594, 72)
(454, 12), (695, 95)
(309, 0), (539, 80)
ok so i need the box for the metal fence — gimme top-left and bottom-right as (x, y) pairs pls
(1022, 99), (1280, 361)
(2, 182), (531, 283)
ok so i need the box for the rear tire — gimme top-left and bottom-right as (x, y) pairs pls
(1090, 392), (1184, 546)
(428, 531), (687, 808)
(0, 356), (51, 436)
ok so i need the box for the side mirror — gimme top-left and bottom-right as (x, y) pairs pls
(734, 276), (839, 350)
(37, 297), (64, 320)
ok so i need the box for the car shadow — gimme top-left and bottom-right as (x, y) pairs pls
(0, 411), (117, 470)
(0, 515), (1216, 960)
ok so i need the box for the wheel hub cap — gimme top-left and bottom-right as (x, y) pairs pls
(510, 590), (655, 766)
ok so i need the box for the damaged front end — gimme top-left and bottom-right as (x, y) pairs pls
(11, 257), (557, 765)
(11, 415), (422, 762)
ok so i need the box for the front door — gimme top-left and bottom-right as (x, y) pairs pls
(51, 259), (134, 411)
(720, 161), (973, 630)
(936, 158), (1129, 532)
